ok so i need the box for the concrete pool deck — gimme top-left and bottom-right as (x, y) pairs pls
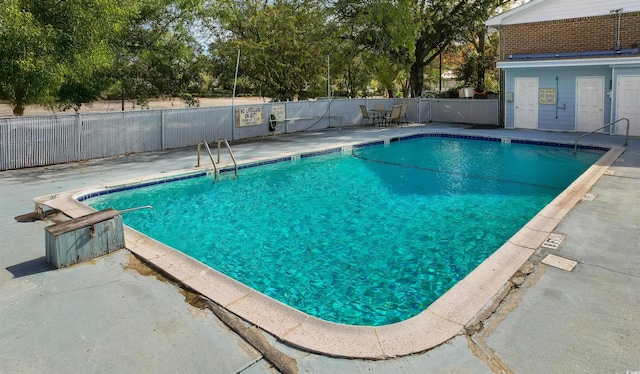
(1, 124), (639, 373)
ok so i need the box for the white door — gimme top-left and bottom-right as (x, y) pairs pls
(576, 77), (604, 133)
(617, 76), (640, 136)
(515, 78), (538, 129)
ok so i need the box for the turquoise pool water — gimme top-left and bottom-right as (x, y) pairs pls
(86, 136), (604, 326)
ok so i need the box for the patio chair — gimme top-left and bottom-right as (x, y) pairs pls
(360, 105), (380, 126)
(399, 104), (408, 125)
(382, 105), (402, 127)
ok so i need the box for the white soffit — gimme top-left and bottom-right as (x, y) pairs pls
(486, 0), (640, 27)
(497, 57), (640, 69)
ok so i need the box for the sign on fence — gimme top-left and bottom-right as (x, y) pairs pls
(235, 106), (264, 127)
(271, 104), (285, 122)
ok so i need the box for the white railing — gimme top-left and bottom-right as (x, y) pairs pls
(0, 98), (499, 170)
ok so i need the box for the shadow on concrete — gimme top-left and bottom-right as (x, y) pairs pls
(6, 257), (54, 278)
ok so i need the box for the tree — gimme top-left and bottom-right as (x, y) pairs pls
(111, 0), (209, 109)
(0, 0), (134, 115)
(453, 26), (500, 93)
(331, 0), (419, 97)
(210, 0), (334, 101)
(409, 0), (513, 97)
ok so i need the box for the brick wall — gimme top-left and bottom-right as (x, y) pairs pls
(499, 11), (640, 59)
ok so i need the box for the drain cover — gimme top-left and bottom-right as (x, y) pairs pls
(604, 169), (616, 175)
(541, 233), (565, 249)
(541, 254), (577, 271)
(581, 193), (597, 201)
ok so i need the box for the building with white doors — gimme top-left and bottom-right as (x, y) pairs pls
(485, 0), (640, 135)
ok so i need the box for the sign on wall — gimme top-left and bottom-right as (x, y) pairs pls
(236, 106), (264, 127)
(539, 89), (557, 105)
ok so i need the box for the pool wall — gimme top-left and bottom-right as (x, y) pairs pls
(34, 131), (623, 359)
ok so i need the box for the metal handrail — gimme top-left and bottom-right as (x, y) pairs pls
(196, 140), (219, 181)
(574, 118), (629, 153)
(217, 138), (238, 179)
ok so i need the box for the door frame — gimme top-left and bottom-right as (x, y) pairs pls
(616, 75), (640, 136)
(575, 76), (605, 133)
(514, 77), (539, 129)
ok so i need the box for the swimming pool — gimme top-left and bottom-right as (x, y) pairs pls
(83, 134), (605, 326)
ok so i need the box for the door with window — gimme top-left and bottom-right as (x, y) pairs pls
(576, 77), (604, 133)
(515, 77), (538, 129)
(617, 76), (640, 136)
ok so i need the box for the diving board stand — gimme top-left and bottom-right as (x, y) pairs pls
(45, 206), (151, 268)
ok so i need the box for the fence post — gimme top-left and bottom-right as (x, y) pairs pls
(0, 119), (8, 170)
(231, 106), (236, 141)
(284, 101), (288, 134)
(160, 109), (165, 150)
(74, 114), (81, 159)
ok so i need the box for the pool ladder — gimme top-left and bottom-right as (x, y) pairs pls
(573, 118), (629, 154)
(196, 138), (238, 182)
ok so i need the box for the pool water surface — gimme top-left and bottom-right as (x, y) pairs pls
(86, 136), (604, 325)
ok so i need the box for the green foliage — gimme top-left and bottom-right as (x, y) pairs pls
(409, 0), (511, 97)
(453, 27), (500, 92)
(210, 0), (333, 101)
(0, 0), (514, 115)
(0, 0), (62, 114)
(0, 0), (134, 114)
(330, 0), (419, 97)
(111, 0), (209, 107)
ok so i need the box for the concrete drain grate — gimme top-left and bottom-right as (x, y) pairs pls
(541, 233), (565, 249)
(581, 193), (597, 201)
(541, 254), (578, 271)
(604, 169), (616, 176)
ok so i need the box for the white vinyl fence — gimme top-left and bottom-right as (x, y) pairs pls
(0, 98), (498, 170)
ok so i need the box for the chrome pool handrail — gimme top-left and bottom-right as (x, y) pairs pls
(217, 138), (238, 179)
(196, 140), (219, 181)
(574, 118), (629, 153)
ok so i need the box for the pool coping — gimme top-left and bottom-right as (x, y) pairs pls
(33, 133), (624, 359)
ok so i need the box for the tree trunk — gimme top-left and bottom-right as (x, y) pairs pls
(476, 27), (486, 92)
(410, 61), (424, 98)
(13, 89), (25, 116)
(12, 103), (24, 116)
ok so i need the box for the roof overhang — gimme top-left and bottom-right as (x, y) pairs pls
(485, 0), (545, 28)
(497, 56), (640, 69)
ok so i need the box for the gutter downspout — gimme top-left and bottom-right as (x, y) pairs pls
(610, 67), (616, 135)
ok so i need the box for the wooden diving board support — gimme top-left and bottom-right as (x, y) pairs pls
(45, 206), (151, 268)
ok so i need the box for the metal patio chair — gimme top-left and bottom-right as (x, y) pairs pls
(360, 105), (380, 126)
(399, 104), (408, 125)
(382, 105), (402, 127)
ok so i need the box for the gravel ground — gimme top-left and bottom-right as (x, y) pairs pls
(0, 97), (270, 117)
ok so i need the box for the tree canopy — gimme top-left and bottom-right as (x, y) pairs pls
(0, 0), (521, 115)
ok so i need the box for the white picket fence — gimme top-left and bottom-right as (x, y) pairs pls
(0, 98), (498, 170)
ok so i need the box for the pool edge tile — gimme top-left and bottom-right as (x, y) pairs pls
(375, 310), (463, 358)
(281, 319), (384, 359)
(146, 251), (206, 282)
(224, 290), (310, 339)
(181, 267), (253, 307)
(508, 226), (551, 249)
(428, 242), (534, 327)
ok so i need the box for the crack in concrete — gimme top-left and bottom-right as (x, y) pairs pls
(466, 335), (513, 374)
(126, 253), (296, 374)
(207, 300), (298, 374)
(579, 262), (640, 279)
(464, 263), (546, 373)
